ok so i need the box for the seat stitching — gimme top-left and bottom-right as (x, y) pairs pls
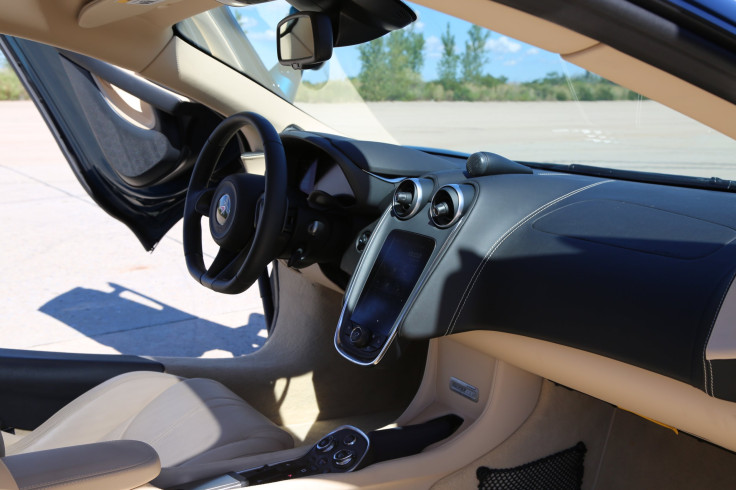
(446, 180), (611, 336)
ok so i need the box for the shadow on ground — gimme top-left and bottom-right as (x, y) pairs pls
(39, 283), (265, 357)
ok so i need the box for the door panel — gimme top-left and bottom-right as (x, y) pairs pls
(0, 36), (243, 250)
(0, 349), (163, 431)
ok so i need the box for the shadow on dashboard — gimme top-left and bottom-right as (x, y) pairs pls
(432, 228), (736, 397)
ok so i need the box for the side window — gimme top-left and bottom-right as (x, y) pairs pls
(176, 0), (736, 179)
(0, 42), (268, 359)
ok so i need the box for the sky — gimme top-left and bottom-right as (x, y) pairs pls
(233, 0), (586, 83)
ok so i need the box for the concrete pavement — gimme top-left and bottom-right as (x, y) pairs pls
(304, 100), (736, 180)
(0, 101), (267, 358)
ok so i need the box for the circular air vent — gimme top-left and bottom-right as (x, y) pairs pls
(430, 185), (465, 228)
(392, 178), (424, 220)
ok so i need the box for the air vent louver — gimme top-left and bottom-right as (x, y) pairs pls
(393, 178), (424, 219)
(430, 185), (466, 228)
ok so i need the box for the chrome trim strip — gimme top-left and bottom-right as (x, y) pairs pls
(334, 207), (392, 365)
(334, 183), (477, 366)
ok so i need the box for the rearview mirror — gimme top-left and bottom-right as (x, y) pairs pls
(277, 12), (333, 70)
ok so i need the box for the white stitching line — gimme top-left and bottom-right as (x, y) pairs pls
(445, 180), (611, 336)
(702, 271), (736, 395)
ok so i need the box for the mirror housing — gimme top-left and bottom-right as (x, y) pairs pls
(277, 12), (333, 70)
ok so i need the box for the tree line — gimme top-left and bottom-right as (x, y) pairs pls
(0, 58), (28, 101)
(341, 24), (640, 102)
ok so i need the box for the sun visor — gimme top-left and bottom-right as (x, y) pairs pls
(79, 0), (167, 28)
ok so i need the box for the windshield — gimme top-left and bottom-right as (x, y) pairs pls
(665, 0), (736, 36)
(177, 1), (736, 180)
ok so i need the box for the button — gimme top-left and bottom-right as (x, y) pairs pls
(348, 324), (371, 348)
(307, 220), (326, 237)
(316, 435), (335, 453)
(343, 434), (357, 446)
(333, 449), (355, 467)
(356, 231), (371, 252)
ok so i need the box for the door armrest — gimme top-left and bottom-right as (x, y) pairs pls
(1, 440), (160, 490)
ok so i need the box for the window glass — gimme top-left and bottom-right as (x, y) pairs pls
(177, 1), (736, 179)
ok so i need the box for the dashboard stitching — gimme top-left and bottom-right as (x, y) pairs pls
(445, 180), (612, 336)
(702, 270), (736, 395)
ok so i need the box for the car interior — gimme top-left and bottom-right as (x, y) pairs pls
(1, 0), (736, 489)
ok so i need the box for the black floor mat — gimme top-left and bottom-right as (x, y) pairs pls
(476, 442), (586, 490)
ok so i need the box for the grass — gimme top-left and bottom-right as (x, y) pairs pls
(295, 76), (641, 103)
(0, 67), (28, 100)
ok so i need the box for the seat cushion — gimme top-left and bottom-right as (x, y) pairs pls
(5, 372), (293, 484)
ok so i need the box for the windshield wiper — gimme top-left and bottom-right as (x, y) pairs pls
(524, 162), (736, 193)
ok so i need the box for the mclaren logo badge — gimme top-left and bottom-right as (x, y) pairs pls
(216, 194), (231, 225)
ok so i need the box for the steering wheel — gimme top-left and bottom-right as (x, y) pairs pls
(183, 112), (287, 294)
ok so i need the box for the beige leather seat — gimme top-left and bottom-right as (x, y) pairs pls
(1, 371), (294, 488)
(1, 439), (161, 490)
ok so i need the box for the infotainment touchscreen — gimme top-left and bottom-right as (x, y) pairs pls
(350, 230), (435, 337)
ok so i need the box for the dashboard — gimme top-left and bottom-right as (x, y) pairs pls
(290, 134), (736, 405)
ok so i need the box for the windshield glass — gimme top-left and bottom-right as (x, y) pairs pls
(665, 0), (736, 36)
(177, 1), (736, 180)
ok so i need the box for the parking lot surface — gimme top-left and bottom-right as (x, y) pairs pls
(0, 101), (267, 358)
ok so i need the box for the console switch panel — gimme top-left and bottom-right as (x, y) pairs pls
(238, 426), (370, 486)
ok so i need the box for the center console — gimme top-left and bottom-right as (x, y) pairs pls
(176, 426), (369, 490)
(174, 415), (463, 490)
(335, 179), (476, 365)
(337, 229), (435, 363)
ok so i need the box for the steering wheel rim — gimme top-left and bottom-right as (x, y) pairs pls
(183, 112), (287, 294)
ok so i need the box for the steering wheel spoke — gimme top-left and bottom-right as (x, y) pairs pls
(193, 188), (216, 216)
(207, 247), (240, 278)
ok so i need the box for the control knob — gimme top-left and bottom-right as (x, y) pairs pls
(348, 324), (371, 348)
(316, 436), (335, 453)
